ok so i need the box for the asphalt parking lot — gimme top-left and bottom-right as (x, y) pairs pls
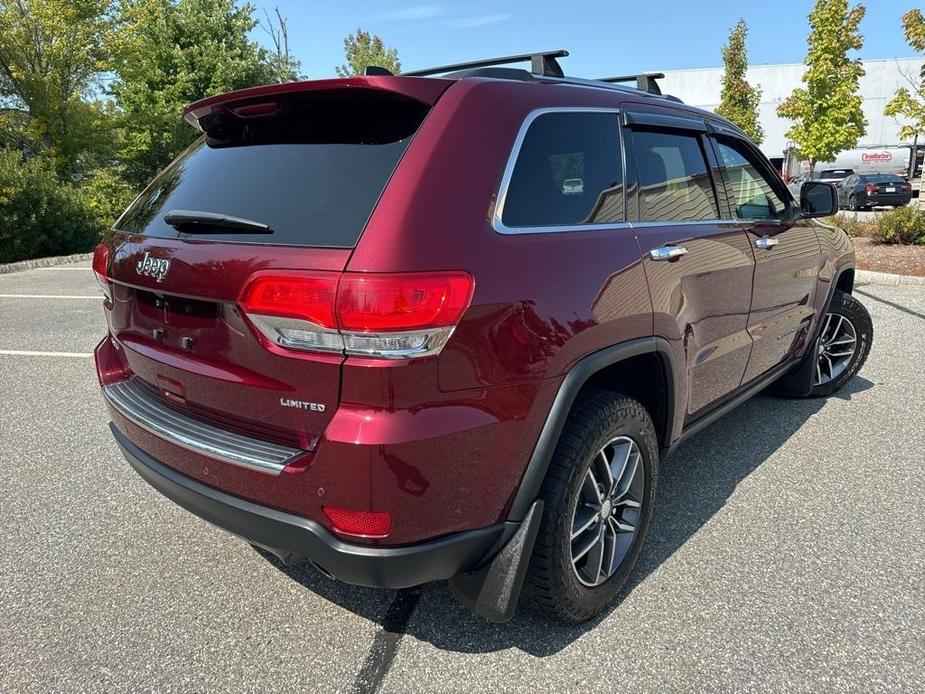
(1, 262), (923, 693)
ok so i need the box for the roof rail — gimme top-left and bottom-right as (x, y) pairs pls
(400, 50), (569, 78)
(598, 72), (666, 96)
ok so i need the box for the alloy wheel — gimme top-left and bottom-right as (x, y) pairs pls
(814, 312), (858, 386)
(569, 436), (645, 587)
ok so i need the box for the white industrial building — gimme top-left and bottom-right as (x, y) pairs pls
(659, 57), (925, 168)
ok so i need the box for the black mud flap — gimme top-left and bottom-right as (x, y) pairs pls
(448, 500), (543, 623)
(774, 332), (822, 397)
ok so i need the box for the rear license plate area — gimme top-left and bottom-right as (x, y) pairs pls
(133, 288), (220, 329)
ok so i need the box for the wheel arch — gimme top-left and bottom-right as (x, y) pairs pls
(836, 267), (855, 294)
(505, 337), (676, 523)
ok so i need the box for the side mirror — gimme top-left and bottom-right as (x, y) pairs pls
(800, 181), (838, 217)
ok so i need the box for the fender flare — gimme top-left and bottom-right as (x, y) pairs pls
(505, 336), (676, 523)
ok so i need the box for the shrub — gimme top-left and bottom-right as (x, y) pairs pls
(872, 205), (925, 245)
(0, 150), (102, 263)
(823, 212), (875, 238)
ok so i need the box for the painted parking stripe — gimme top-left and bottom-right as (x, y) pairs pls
(0, 294), (99, 299)
(0, 349), (93, 358)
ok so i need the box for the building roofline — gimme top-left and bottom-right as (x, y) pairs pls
(658, 56), (923, 75)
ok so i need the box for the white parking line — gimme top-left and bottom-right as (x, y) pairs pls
(0, 294), (99, 299)
(0, 349), (93, 358)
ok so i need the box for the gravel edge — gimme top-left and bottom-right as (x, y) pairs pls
(0, 252), (93, 275)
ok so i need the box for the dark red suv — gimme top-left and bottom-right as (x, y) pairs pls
(94, 51), (872, 623)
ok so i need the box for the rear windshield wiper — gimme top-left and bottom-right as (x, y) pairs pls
(163, 209), (272, 234)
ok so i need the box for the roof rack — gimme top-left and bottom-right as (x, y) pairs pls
(598, 72), (666, 96)
(399, 50), (569, 78)
(372, 52), (679, 102)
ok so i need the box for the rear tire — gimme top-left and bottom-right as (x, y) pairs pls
(523, 391), (659, 624)
(807, 290), (872, 398)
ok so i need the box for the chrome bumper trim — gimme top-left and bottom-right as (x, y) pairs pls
(103, 379), (301, 475)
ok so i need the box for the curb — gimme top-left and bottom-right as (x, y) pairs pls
(0, 252), (93, 275)
(855, 269), (925, 287)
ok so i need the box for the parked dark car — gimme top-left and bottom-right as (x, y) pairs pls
(838, 172), (913, 210)
(816, 168), (855, 186)
(92, 50), (872, 624)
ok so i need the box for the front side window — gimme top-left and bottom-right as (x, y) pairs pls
(634, 130), (719, 222)
(500, 112), (624, 228)
(714, 139), (786, 220)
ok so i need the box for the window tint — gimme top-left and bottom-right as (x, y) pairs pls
(501, 112), (623, 228)
(714, 139), (785, 220)
(116, 91), (429, 248)
(861, 173), (903, 183)
(634, 130), (718, 222)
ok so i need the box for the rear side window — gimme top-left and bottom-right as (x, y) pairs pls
(115, 91), (428, 248)
(633, 130), (718, 222)
(500, 112), (624, 228)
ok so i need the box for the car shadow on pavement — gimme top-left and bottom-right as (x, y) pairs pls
(259, 376), (874, 657)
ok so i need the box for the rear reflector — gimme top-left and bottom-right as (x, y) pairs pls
(238, 271), (474, 359)
(323, 506), (392, 538)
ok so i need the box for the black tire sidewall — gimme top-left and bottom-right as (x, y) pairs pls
(811, 291), (873, 397)
(542, 396), (659, 618)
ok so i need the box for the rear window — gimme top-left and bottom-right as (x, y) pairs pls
(819, 169), (852, 179)
(115, 91), (428, 248)
(860, 173), (903, 183)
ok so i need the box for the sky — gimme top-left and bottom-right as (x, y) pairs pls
(249, 0), (917, 79)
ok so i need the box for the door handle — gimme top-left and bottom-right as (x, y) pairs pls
(755, 236), (780, 249)
(649, 245), (689, 261)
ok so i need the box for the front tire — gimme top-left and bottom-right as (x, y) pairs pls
(809, 290), (873, 397)
(523, 391), (659, 623)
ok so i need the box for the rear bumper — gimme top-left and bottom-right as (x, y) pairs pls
(864, 194), (911, 206)
(111, 423), (507, 589)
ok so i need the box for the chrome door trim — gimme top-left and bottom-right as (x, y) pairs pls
(492, 107), (625, 235)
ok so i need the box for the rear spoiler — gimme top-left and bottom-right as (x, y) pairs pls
(183, 76), (453, 132)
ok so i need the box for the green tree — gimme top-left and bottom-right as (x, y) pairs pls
(884, 10), (925, 145)
(335, 29), (400, 77)
(715, 20), (763, 144)
(0, 0), (116, 174)
(777, 0), (867, 175)
(110, 0), (279, 188)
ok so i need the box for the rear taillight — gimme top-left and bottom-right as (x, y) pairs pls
(902, 182), (913, 191)
(323, 506), (392, 538)
(864, 184), (877, 193)
(92, 243), (112, 302)
(238, 271), (475, 359)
